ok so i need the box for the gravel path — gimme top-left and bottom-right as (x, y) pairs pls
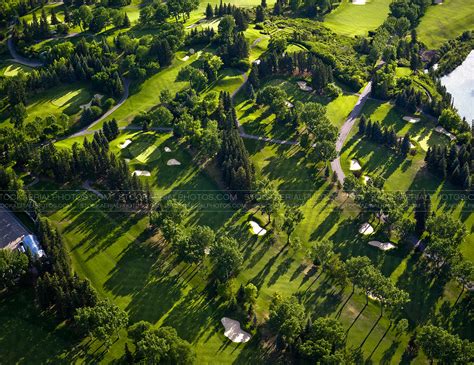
(7, 36), (43, 67)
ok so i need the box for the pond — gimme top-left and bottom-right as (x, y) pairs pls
(440, 50), (474, 125)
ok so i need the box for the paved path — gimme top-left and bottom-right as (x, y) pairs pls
(71, 78), (130, 137)
(7, 36), (43, 67)
(82, 180), (105, 199)
(330, 81), (373, 184)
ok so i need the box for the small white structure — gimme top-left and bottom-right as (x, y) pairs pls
(124, 158), (130, 163)
(189, 48), (195, 55)
(204, 247), (210, 255)
(253, 59), (261, 65)
(221, 317), (251, 343)
(80, 94), (104, 110)
(359, 223), (374, 235)
(350, 159), (362, 171)
(363, 175), (371, 184)
(433, 63), (439, 70)
(119, 139), (132, 149)
(133, 170), (151, 176)
(434, 126), (456, 141)
(164, 147), (172, 152)
(181, 55), (190, 61)
(352, 0), (366, 4)
(167, 159), (181, 166)
(285, 100), (294, 108)
(248, 221), (267, 236)
(368, 240), (396, 251)
(403, 116), (420, 124)
(297, 81), (313, 92)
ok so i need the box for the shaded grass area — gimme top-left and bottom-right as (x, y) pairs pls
(235, 77), (359, 141)
(324, 0), (392, 37)
(417, 0), (474, 49)
(0, 82), (92, 128)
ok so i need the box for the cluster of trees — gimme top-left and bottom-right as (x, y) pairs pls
(344, 174), (408, 235)
(177, 53), (223, 91)
(269, 295), (358, 362)
(417, 324), (474, 364)
(438, 108), (471, 136)
(33, 128), (151, 208)
(216, 15), (249, 68)
(35, 218), (99, 319)
(0, 248), (29, 290)
(139, 0), (199, 24)
(436, 31), (474, 75)
(205, 1), (249, 21)
(150, 198), (244, 282)
(424, 213), (468, 273)
(75, 299), (128, 348)
(271, 0), (338, 17)
(346, 256), (410, 315)
(3, 38), (124, 128)
(358, 115), (413, 157)
(425, 143), (471, 189)
(128, 321), (195, 364)
(216, 92), (254, 201)
(115, 24), (184, 81)
(0, 0), (44, 26)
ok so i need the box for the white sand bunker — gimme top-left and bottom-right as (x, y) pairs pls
(167, 159), (182, 166)
(363, 175), (371, 184)
(297, 81), (313, 92)
(368, 241), (396, 251)
(181, 55), (190, 61)
(120, 139), (132, 149)
(434, 126), (456, 141)
(249, 221), (267, 236)
(221, 317), (251, 343)
(403, 116), (420, 124)
(350, 159), (362, 171)
(133, 170), (151, 176)
(164, 147), (172, 152)
(285, 100), (294, 108)
(352, 0), (366, 4)
(359, 223), (374, 235)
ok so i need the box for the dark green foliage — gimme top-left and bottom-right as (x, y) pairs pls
(216, 92), (254, 201)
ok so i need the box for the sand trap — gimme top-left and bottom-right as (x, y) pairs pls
(285, 100), (294, 108)
(249, 221), (267, 236)
(363, 175), (371, 184)
(359, 223), (374, 235)
(350, 159), (362, 171)
(167, 159), (182, 166)
(403, 116), (420, 124)
(133, 170), (151, 176)
(221, 317), (251, 343)
(434, 126), (456, 141)
(368, 241), (396, 251)
(164, 147), (172, 152)
(181, 55), (190, 61)
(297, 81), (313, 92)
(119, 139), (132, 149)
(410, 142), (416, 149)
(352, 0), (366, 4)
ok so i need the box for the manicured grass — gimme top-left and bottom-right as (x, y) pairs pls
(90, 50), (203, 130)
(0, 83), (92, 127)
(0, 61), (32, 76)
(324, 0), (392, 37)
(417, 0), (474, 49)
